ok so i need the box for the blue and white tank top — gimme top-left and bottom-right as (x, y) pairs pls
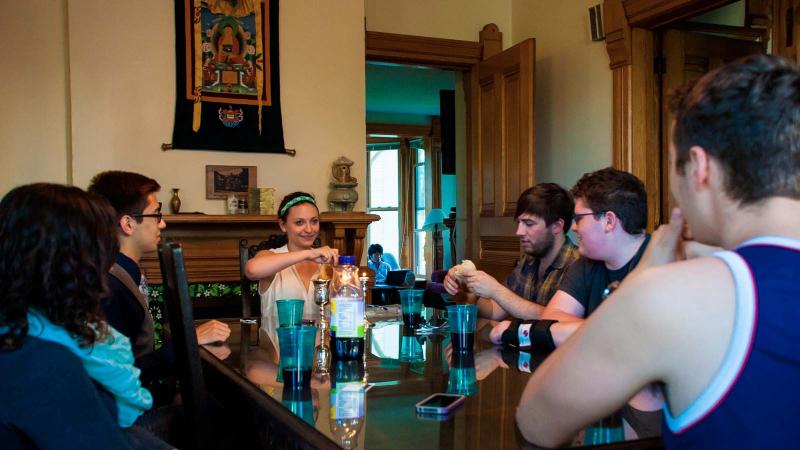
(663, 236), (800, 449)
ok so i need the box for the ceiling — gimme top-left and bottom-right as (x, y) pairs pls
(365, 62), (456, 117)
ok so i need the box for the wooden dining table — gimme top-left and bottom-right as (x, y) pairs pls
(199, 308), (664, 449)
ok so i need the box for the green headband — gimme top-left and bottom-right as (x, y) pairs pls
(279, 196), (317, 217)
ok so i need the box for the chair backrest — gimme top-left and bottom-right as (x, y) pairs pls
(382, 252), (400, 270)
(241, 234), (320, 319)
(239, 239), (257, 319)
(158, 241), (211, 450)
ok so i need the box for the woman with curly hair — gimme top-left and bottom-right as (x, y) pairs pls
(0, 184), (160, 449)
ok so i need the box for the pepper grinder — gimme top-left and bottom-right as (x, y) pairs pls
(359, 272), (369, 297)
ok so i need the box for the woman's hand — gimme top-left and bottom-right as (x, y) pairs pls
(307, 246), (339, 264)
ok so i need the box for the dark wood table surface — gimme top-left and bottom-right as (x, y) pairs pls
(199, 309), (663, 449)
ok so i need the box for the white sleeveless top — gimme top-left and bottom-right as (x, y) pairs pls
(258, 245), (320, 344)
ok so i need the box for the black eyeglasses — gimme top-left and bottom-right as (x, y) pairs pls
(573, 210), (608, 224)
(132, 202), (163, 222)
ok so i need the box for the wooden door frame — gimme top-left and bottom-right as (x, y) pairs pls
(602, 0), (739, 228)
(365, 25), (503, 262)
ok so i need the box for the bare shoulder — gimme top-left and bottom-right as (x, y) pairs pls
(619, 256), (733, 315)
(601, 256), (737, 403)
(606, 256), (737, 345)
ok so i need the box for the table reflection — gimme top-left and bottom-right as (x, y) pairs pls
(202, 310), (661, 449)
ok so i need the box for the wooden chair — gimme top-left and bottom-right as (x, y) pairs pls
(158, 241), (213, 450)
(239, 235), (287, 322)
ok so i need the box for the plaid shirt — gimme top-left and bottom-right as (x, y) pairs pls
(505, 240), (579, 306)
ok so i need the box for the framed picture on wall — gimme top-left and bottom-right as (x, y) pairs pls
(205, 165), (258, 199)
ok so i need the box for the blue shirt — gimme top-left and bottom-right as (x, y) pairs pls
(368, 260), (391, 283)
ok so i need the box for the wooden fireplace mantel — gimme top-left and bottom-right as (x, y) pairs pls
(140, 212), (380, 284)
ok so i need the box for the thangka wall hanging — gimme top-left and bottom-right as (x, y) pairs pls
(171, 0), (287, 153)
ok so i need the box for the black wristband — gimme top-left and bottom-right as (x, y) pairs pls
(500, 319), (558, 352)
(500, 319), (522, 347)
(529, 319), (557, 352)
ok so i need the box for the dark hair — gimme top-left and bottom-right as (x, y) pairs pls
(368, 243), (383, 257)
(571, 167), (647, 235)
(0, 184), (118, 351)
(514, 183), (574, 231)
(87, 171), (161, 222)
(278, 191), (318, 220)
(669, 54), (800, 205)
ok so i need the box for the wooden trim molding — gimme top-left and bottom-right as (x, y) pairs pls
(365, 31), (482, 69)
(479, 23), (503, 60)
(622, 0), (738, 28)
(603, 0), (739, 228)
(604, 0), (632, 68)
(367, 123), (433, 138)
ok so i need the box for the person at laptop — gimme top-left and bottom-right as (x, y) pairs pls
(367, 243), (391, 284)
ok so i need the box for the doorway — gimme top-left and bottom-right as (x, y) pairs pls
(655, 2), (767, 223)
(365, 62), (457, 275)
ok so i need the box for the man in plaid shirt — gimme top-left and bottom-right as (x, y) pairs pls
(444, 183), (579, 320)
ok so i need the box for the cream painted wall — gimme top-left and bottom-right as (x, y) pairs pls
(512, 0), (612, 188)
(365, 0), (512, 48)
(65, 0), (365, 213)
(1, 1), (70, 194)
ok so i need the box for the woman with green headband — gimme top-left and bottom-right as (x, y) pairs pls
(244, 192), (339, 342)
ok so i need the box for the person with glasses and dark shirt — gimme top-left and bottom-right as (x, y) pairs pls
(88, 171), (230, 406)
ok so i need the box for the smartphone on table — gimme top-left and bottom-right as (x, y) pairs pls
(415, 393), (466, 415)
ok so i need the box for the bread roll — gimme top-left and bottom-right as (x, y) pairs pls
(450, 259), (476, 281)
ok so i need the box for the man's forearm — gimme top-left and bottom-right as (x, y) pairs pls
(550, 320), (583, 347)
(491, 285), (544, 320)
(477, 298), (508, 321)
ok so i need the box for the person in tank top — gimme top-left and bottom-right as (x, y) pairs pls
(516, 54), (800, 450)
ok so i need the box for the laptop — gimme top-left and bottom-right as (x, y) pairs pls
(383, 269), (413, 287)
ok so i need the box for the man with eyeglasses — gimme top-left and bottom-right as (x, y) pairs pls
(89, 171), (230, 406)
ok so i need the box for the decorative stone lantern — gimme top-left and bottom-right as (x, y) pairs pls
(327, 156), (358, 212)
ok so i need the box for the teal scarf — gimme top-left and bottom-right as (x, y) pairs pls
(26, 311), (153, 427)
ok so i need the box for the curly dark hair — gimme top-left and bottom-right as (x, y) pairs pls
(515, 183), (574, 231)
(571, 167), (647, 235)
(669, 54), (800, 205)
(278, 191), (318, 220)
(0, 184), (118, 351)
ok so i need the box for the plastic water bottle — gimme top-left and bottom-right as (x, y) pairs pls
(330, 256), (365, 360)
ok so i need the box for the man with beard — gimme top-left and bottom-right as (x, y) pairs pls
(444, 183), (579, 320)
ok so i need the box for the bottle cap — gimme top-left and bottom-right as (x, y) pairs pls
(338, 255), (355, 265)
